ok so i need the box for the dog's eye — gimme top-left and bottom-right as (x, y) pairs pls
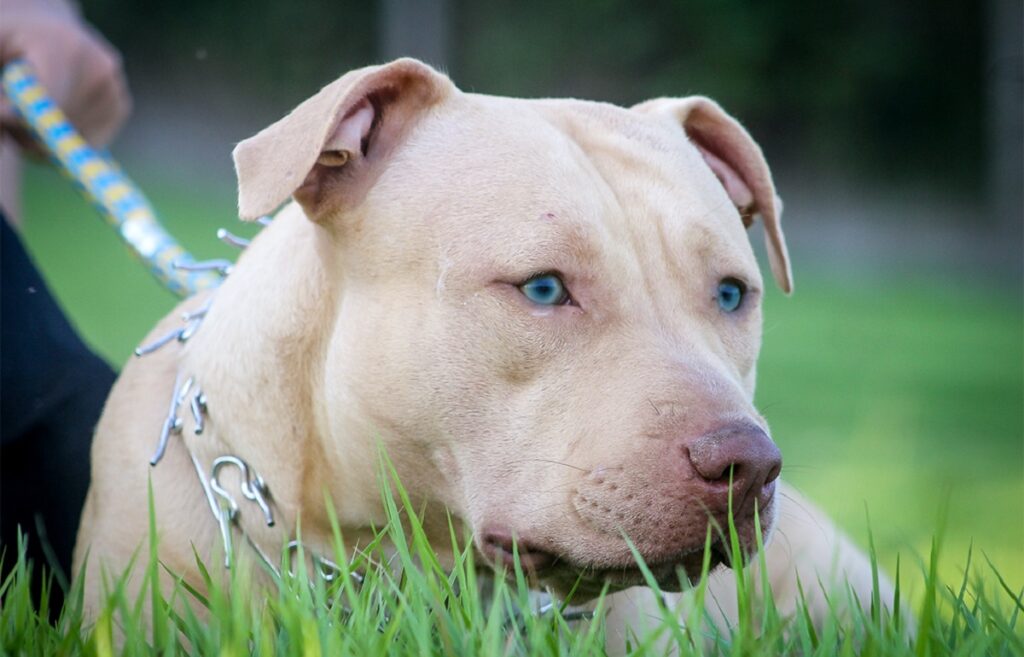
(520, 273), (570, 306)
(716, 278), (745, 312)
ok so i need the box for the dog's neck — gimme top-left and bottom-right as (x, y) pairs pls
(179, 205), (384, 554)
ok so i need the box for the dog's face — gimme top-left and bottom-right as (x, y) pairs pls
(234, 60), (792, 595)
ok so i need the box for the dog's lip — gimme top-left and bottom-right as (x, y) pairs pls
(479, 530), (559, 573)
(484, 545), (557, 573)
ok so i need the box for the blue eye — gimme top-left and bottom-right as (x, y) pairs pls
(520, 273), (570, 306)
(716, 279), (745, 312)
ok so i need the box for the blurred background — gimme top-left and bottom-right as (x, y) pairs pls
(15, 0), (1023, 593)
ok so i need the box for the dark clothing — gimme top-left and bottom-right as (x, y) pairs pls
(1, 215), (115, 609)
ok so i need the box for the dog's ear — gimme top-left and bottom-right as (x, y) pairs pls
(632, 96), (793, 293)
(233, 58), (454, 223)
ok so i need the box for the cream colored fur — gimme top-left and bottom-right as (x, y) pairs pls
(74, 58), (889, 649)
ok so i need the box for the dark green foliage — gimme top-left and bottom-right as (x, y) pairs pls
(79, 0), (986, 189)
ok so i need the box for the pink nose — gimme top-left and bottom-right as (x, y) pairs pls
(686, 423), (782, 508)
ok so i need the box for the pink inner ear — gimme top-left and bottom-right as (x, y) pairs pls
(323, 98), (376, 155)
(695, 144), (755, 210)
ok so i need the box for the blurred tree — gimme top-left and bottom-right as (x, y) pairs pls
(454, 0), (986, 191)
(78, 0), (991, 197)
(987, 0), (1023, 233)
(81, 0), (376, 101)
(381, 0), (450, 69)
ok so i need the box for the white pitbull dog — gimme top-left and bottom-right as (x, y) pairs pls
(74, 59), (886, 650)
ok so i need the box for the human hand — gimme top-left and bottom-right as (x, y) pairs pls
(0, 0), (131, 152)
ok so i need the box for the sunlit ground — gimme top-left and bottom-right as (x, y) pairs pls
(18, 161), (1024, 596)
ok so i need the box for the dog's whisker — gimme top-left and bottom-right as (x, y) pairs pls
(778, 490), (812, 514)
(533, 479), (583, 496)
(510, 458), (589, 472)
(522, 499), (577, 516)
(216, 227), (251, 249)
(781, 462), (820, 472)
(773, 528), (796, 562)
(777, 490), (832, 538)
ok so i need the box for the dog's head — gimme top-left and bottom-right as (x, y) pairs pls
(233, 59), (792, 595)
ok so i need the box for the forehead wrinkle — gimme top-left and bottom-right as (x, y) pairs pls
(653, 204), (687, 293)
(555, 107), (756, 333)
(466, 203), (602, 283)
(584, 146), (696, 331)
(551, 129), (662, 318)
(574, 114), (756, 288)
(519, 211), (598, 269)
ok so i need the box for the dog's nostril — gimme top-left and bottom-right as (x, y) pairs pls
(719, 463), (744, 486)
(483, 530), (512, 551)
(686, 449), (742, 485)
(687, 423), (782, 495)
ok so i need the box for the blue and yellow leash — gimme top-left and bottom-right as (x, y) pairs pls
(1, 59), (222, 298)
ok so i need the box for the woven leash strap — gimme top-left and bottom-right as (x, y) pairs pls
(1, 60), (221, 298)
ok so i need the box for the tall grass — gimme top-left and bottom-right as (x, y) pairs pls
(2, 469), (1021, 656)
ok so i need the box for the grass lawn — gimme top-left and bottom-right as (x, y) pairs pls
(14, 160), (1024, 609)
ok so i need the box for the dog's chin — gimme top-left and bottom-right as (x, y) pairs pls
(543, 542), (733, 600)
(484, 541), (733, 602)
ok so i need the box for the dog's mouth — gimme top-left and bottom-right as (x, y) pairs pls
(480, 532), (732, 599)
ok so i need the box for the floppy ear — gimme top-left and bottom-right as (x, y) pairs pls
(632, 96), (793, 293)
(233, 58), (455, 222)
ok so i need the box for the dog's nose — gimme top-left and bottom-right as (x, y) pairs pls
(686, 423), (782, 507)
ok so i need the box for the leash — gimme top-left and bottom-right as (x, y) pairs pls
(0, 58), (332, 585)
(1, 59), (222, 298)
(0, 56), (314, 582)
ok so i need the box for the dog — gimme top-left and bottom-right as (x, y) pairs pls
(74, 58), (889, 651)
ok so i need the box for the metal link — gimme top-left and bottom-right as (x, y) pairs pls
(285, 539), (359, 584)
(217, 228), (251, 249)
(149, 375), (193, 465)
(173, 258), (233, 276)
(211, 456), (275, 528)
(135, 296), (213, 357)
(135, 326), (183, 357)
(190, 391), (207, 434)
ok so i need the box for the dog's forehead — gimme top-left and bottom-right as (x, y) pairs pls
(404, 94), (756, 268)
(530, 97), (750, 237)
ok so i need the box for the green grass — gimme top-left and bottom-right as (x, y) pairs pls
(756, 277), (1023, 592)
(2, 467), (1022, 656)
(8, 160), (1024, 652)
